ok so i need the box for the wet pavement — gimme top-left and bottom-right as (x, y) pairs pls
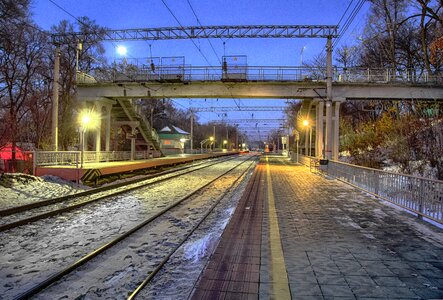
(192, 155), (443, 299)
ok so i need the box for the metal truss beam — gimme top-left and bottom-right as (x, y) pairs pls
(191, 106), (287, 112)
(53, 25), (338, 43)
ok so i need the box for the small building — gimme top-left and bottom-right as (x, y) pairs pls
(157, 125), (190, 155)
(0, 143), (32, 173)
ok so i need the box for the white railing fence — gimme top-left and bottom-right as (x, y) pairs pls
(33, 150), (157, 168)
(326, 160), (443, 224)
(291, 153), (443, 224)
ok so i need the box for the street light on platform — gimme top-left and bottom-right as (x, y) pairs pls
(303, 119), (312, 157)
(79, 109), (99, 168)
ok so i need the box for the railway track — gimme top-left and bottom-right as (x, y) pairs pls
(0, 155), (239, 232)
(13, 154), (258, 300)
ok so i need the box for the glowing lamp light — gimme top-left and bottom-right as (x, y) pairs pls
(79, 110), (99, 130)
(303, 119), (310, 127)
(209, 136), (214, 142)
(223, 140), (227, 145)
(116, 45), (127, 56)
(180, 138), (187, 143)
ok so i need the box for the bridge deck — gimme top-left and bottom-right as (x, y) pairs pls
(191, 155), (443, 299)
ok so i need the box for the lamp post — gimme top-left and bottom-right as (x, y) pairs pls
(80, 114), (91, 168)
(303, 119), (312, 157)
(223, 140), (227, 152)
(209, 136), (214, 152)
(78, 110), (98, 168)
(180, 138), (186, 154)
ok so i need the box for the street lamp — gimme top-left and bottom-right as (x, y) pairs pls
(200, 136), (214, 154)
(303, 119), (312, 157)
(180, 138), (187, 154)
(223, 140), (228, 152)
(78, 109), (99, 168)
(209, 136), (214, 152)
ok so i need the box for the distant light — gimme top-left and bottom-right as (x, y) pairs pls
(303, 119), (309, 127)
(116, 45), (127, 56)
(180, 138), (187, 143)
(209, 136), (214, 141)
(223, 140), (227, 144)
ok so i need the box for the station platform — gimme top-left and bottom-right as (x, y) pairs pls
(191, 155), (443, 299)
(35, 152), (237, 183)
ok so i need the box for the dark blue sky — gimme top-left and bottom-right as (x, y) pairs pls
(30, 0), (369, 139)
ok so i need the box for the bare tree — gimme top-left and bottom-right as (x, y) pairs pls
(0, 2), (49, 169)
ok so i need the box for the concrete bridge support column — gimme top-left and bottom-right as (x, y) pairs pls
(332, 101), (342, 160)
(130, 125), (137, 161)
(93, 102), (102, 155)
(104, 103), (112, 152)
(325, 100), (333, 160)
(315, 100), (324, 158)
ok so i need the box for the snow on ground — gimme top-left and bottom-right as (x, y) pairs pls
(0, 156), (254, 299)
(0, 173), (87, 209)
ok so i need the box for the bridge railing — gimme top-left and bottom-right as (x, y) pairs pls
(326, 160), (443, 224)
(78, 66), (441, 85)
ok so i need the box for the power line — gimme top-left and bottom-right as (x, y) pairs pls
(160, 0), (213, 66)
(48, 0), (132, 59)
(186, 0), (221, 64)
(337, 0), (355, 27)
(333, 0), (366, 48)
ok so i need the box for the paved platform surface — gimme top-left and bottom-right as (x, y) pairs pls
(191, 155), (443, 299)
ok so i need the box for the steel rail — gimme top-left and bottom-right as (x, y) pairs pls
(0, 155), (239, 232)
(128, 155), (259, 299)
(13, 155), (257, 300)
(0, 157), (221, 217)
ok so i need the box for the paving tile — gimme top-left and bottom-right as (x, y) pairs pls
(289, 282), (323, 296)
(316, 274), (348, 286)
(320, 284), (355, 297)
(344, 275), (377, 287)
(372, 276), (407, 287)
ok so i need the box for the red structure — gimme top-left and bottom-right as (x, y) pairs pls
(0, 144), (31, 173)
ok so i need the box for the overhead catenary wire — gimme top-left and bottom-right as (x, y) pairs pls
(160, 0), (213, 67)
(186, 0), (221, 65)
(48, 0), (134, 60)
(333, 0), (366, 48)
(317, 0), (365, 59)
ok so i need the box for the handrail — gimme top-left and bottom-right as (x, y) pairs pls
(324, 159), (443, 224)
(79, 65), (442, 85)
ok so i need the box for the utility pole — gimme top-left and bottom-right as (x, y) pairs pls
(325, 36), (333, 160)
(52, 46), (60, 151)
(213, 125), (216, 151)
(226, 126), (229, 150)
(190, 112), (194, 153)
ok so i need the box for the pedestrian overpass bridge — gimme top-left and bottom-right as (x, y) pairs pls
(76, 65), (442, 162)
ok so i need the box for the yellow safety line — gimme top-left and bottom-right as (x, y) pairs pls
(265, 157), (291, 299)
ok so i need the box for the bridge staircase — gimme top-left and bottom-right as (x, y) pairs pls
(113, 99), (163, 157)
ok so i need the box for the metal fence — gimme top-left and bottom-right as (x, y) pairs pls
(291, 154), (443, 224)
(33, 150), (158, 167)
(327, 160), (443, 224)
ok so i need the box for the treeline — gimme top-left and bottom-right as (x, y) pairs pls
(1, 0), (106, 154)
(1, 0), (243, 157)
